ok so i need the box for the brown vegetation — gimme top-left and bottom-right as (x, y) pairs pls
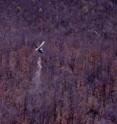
(0, 0), (116, 124)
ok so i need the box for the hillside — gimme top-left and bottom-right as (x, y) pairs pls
(0, 0), (117, 124)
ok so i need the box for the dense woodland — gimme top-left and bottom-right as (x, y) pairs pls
(0, 0), (117, 124)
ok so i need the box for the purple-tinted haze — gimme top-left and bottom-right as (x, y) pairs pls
(0, 0), (116, 124)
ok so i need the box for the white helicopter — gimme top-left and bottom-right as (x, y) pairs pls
(34, 41), (45, 53)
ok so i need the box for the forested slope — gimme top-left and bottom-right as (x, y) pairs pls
(0, 0), (116, 124)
